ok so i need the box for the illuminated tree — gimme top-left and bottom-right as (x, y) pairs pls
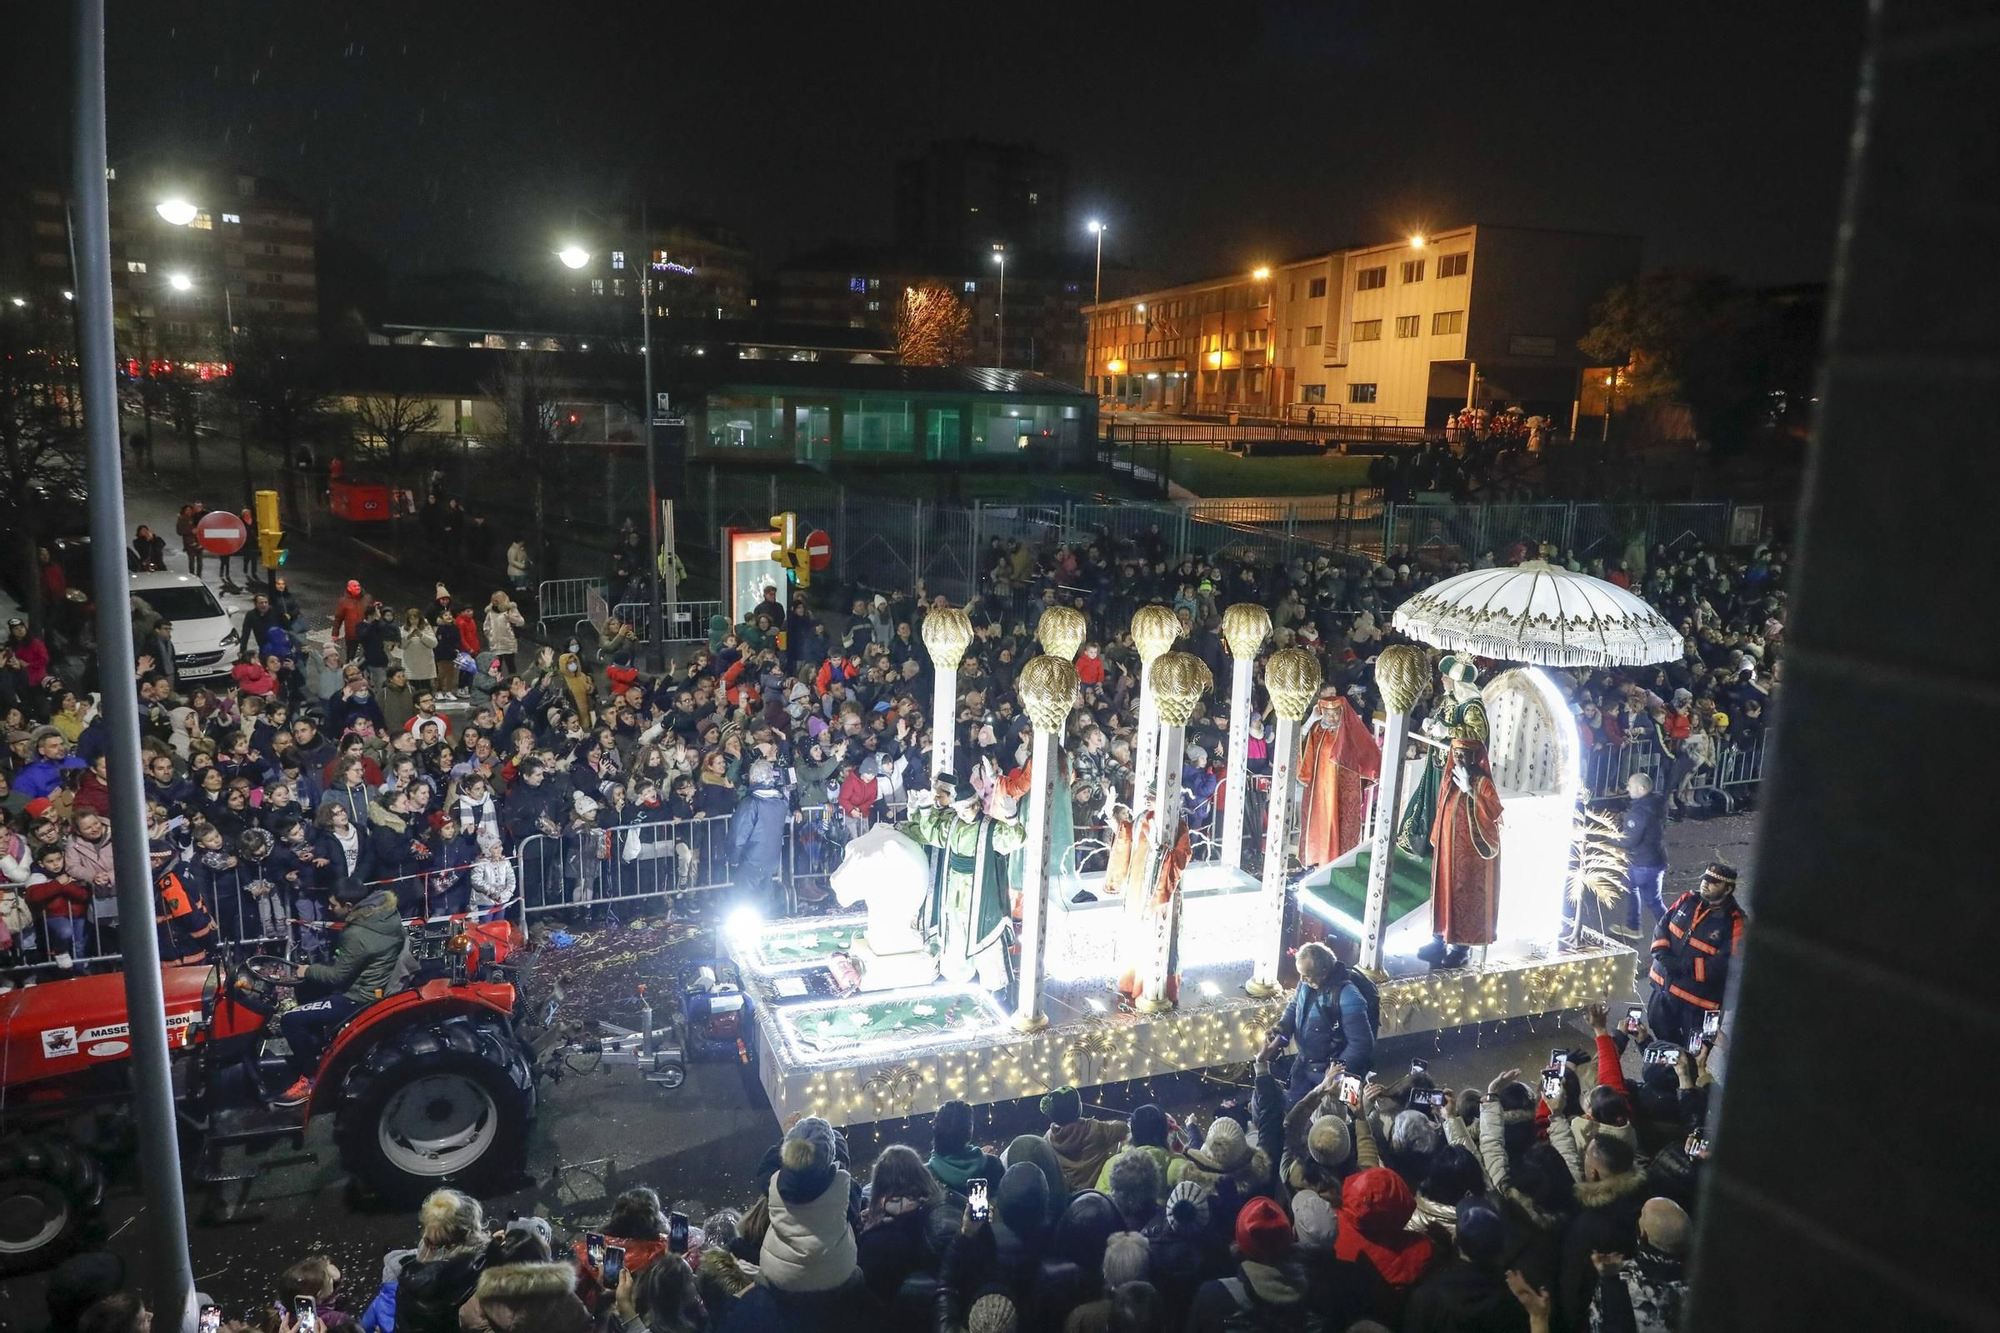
(895, 283), (970, 367)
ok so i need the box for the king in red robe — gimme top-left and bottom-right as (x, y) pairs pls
(1297, 690), (1382, 868)
(1431, 737), (1503, 945)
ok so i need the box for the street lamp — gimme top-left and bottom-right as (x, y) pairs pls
(554, 228), (666, 669)
(167, 272), (192, 292)
(1086, 219), (1106, 305)
(992, 246), (1007, 370)
(8, 297), (23, 308)
(1251, 266), (1271, 281)
(155, 199), (197, 227)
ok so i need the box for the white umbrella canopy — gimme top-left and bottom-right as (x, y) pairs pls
(1391, 560), (1683, 667)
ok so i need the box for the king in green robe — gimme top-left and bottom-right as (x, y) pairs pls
(1396, 655), (1490, 859)
(907, 779), (1027, 992)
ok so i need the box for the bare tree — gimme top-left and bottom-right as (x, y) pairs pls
(895, 283), (970, 367)
(232, 330), (332, 525)
(479, 352), (582, 577)
(348, 391), (441, 497)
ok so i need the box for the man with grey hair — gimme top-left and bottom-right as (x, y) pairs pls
(1620, 770), (1669, 938)
(1066, 1231), (1152, 1333)
(1105, 1147), (1162, 1228)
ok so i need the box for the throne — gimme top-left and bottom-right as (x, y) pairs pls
(830, 825), (940, 990)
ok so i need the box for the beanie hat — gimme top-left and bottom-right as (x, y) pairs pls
(994, 1161), (1050, 1236)
(967, 1292), (1018, 1333)
(1233, 1196), (1293, 1265)
(503, 1215), (554, 1249)
(1455, 1198), (1506, 1266)
(1307, 1114), (1351, 1167)
(1041, 1085), (1082, 1125)
(1165, 1180), (1206, 1232)
(777, 1116), (838, 1204)
(1129, 1103), (1169, 1149)
(1188, 1116), (1249, 1173)
(1291, 1189), (1338, 1252)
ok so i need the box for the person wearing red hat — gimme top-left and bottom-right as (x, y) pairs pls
(1323, 1166), (1440, 1325)
(1186, 1195), (1309, 1333)
(331, 580), (368, 661)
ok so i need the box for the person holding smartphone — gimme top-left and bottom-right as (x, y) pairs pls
(1261, 940), (1379, 1107)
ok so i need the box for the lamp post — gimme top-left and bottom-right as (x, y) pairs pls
(992, 245), (1007, 369)
(156, 200), (252, 510)
(1087, 219), (1105, 304)
(559, 217), (665, 670)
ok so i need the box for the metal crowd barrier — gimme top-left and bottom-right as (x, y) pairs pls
(611, 599), (723, 645)
(536, 577), (609, 639)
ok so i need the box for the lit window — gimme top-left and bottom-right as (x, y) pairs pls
(1356, 266), (1387, 291)
(1352, 319), (1382, 342)
(591, 279), (605, 295)
(868, 278), (880, 291)
(1300, 384), (1326, 403)
(190, 212), (214, 231)
(1349, 383), (1378, 403)
(612, 279), (624, 296)
(104, 167), (116, 181)
(221, 212), (241, 224)
(1302, 325), (1323, 346)
(1401, 259), (1425, 283)
(1437, 252), (1469, 278)
(849, 276), (867, 293)
(1432, 309), (1464, 335)
(1307, 277), (1327, 298)
(964, 280), (978, 293)
(1395, 315), (1421, 337)
(1028, 191), (1039, 204)
(867, 299), (881, 311)
(612, 251), (625, 269)
(126, 261), (147, 273)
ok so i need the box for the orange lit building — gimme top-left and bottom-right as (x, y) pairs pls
(1084, 224), (1639, 427)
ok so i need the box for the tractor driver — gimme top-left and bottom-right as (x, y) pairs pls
(273, 875), (409, 1107)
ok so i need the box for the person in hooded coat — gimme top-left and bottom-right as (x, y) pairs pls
(1318, 1166), (1439, 1327)
(1186, 1197), (1310, 1333)
(458, 1224), (591, 1333)
(1002, 1133), (1070, 1229)
(760, 1116), (861, 1294)
(729, 759), (788, 916)
(926, 1099), (1006, 1196)
(1040, 1086), (1128, 1194)
(987, 1160), (1052, 1297)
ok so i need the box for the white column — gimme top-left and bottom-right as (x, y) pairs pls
(930, 664), (958, 781)
(1357, 709), (1412, 975)
(1133, 683), (1161, 804)
(1246, 712), (1301, 997)
(1136, 720), (1188, 1013)
(1013, 728), (1058, 1032)
(1221, 653), (1254, 868)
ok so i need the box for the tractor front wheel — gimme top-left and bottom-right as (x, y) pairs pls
(0, 1137), (104, 1275)
(333, 1014), (534, 1207)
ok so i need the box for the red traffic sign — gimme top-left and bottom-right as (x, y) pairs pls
(804, 528), (832, 572)
(195, 510), (248, 556)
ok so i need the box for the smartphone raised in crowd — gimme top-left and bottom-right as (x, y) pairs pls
(1410, 1058), (1429, 1075)
(967, 1179), (990, 1221)
(585, 1232), (606, 1269)
(1624, 1004), (1645, 1034)
(1701, 1009), (1723, 1040)
(1549, 1048), (1570, 1071)
(1542, 1072), (1564, 1104)
(1644, 1044), (1682, 1066)
(1337, 1075), (1363, 1109)
(200, 1308), (222, 1333)
(1686, 1131), (1711, 1160)
(601, 1244), (626, 1291)
(669, 1211), (690, 1255)
(293, 1297), (319, 1333)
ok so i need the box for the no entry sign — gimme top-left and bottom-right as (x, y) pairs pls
(195, 510), (248, 556)
(804, 528), (832, 571)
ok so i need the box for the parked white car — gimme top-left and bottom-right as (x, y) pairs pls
(129, 572), (242, 682)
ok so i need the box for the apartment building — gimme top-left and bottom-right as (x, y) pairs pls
(1085, 224), (1640, 427)
(6, 163), (318, 368)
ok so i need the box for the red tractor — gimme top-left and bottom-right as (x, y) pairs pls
(0, 916), (546, 1275)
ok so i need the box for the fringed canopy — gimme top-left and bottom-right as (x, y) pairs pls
(1391, 561), (1683, 667)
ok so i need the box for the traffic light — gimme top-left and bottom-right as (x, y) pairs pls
(255, 488), (284, 570)
(769, 511), (810, 587)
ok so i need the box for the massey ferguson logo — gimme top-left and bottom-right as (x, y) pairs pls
(41, 1027), (78, 1058)
(41, 1012), (201, 1060)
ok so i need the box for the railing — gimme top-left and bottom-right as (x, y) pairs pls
(536, 577), (609, 640)
(612, 600), (723, 645)
(1581, 731), (1770, 805)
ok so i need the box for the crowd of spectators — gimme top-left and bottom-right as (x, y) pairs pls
(40, 987), (1716, 1332)
(1, 517), (1786, 974)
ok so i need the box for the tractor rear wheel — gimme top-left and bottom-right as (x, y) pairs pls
(333, 1013), (534, 1207)
(0, 1137), (104, 1275)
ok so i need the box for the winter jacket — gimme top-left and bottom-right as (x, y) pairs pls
(403, 624), (439, 682)
(1620, 792), (1668, 867)
(1275, 972), (1376, 1079)
(396, 1248), (487, 1333)
(730, 784), (789, 885)
(854, 1203), (939, 1302)
(456, 1261), (591, 1333)
(1403, 1257), (1531, 1333)
(1325, 1167), (1438, 1326)
(568, 1235), (670, 1312)
(64, 831), (118, 920)
(1592, 1245), (1686, 1333)
(301, 889), (407, 1002)
(1649, 890), (1746, 1011)
(483, 606), (524, 657)
(28, 873), (93, 920)
(760, 1166), (859, 1293)
(1559, 1169), (1651, 1331)
(1045, 1119), (1129, 1194)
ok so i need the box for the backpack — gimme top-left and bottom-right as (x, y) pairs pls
(1216, 1276), (1311, 1332)
(1341, 968), (1382, 1036)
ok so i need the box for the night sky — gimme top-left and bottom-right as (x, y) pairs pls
(5, 1), (1869, 287)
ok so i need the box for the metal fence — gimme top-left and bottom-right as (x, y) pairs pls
(1581, 731), (1769, 808)
(536, 577), (609, 639)
(612, 600), (722, 645)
